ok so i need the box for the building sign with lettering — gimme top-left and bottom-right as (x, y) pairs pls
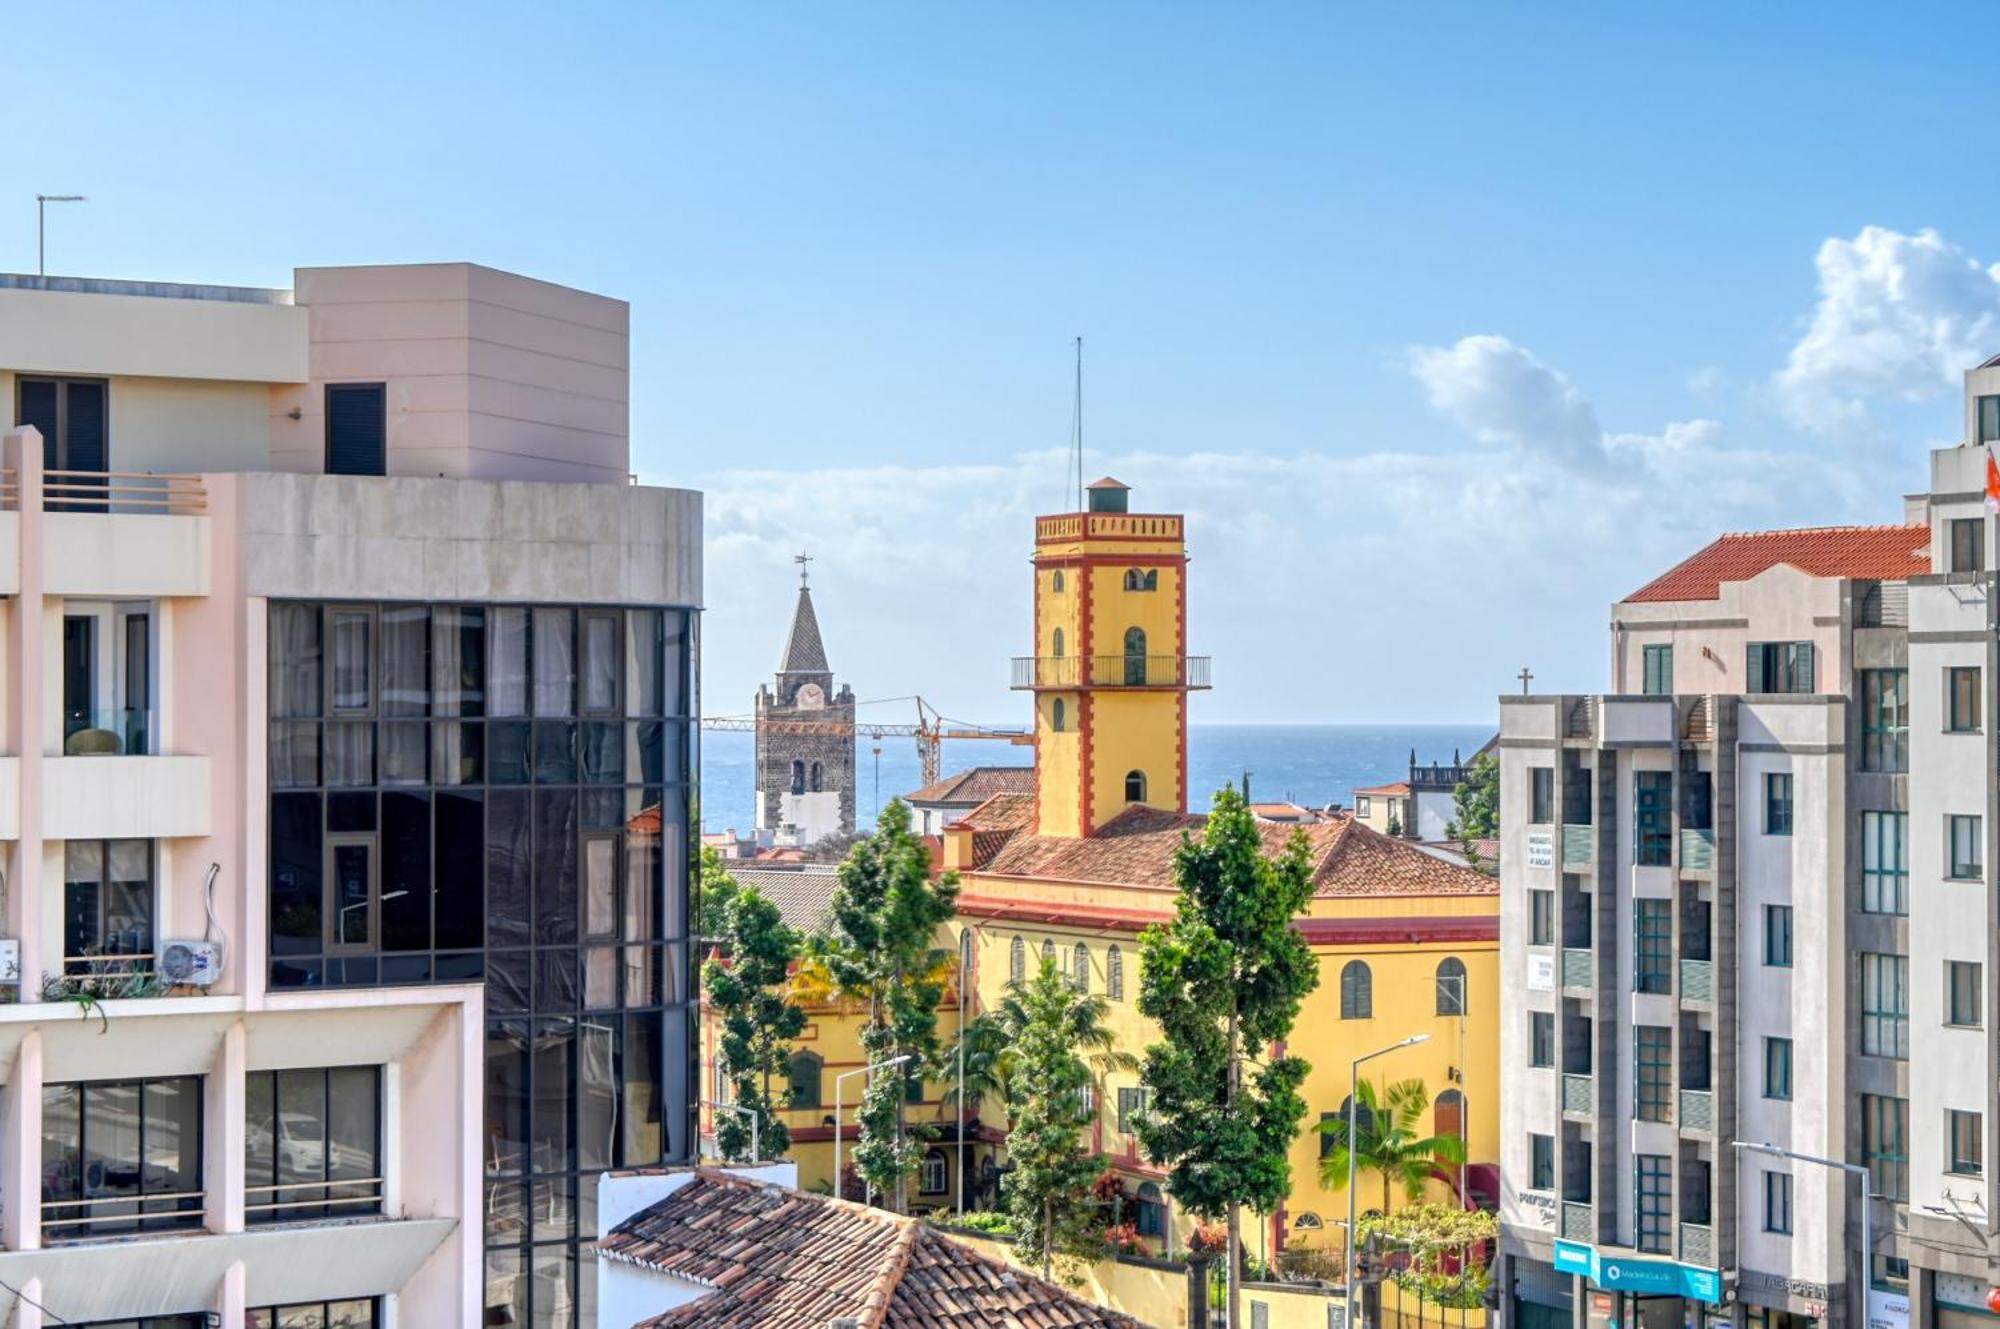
(1553, 1240), (1723, 1304)
(1527, 830), (1554, 870)
(1527, 953), (1555, 992)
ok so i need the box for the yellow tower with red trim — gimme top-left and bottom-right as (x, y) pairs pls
(1015, 478), (1208, 838)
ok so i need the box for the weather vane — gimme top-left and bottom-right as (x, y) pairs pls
(795, 551), (813, 588)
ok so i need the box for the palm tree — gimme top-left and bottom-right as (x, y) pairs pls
(943, 1010), (1018, 1122)
(1315, 1077), (1468, 1214)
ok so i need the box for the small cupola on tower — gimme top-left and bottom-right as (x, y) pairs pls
(1086, 476), (1130, 513)
(1014, 484), (1210, 839)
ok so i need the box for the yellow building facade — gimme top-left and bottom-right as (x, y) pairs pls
(945, 481), (1500, 1265)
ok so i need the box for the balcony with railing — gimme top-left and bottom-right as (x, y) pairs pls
(1680, 1222), (1715, 1267)
(1561, 948), (1594, 990)
(1679, 958), (1714, 1007)
(1010, 654), (1213, 691)
(1679, 827), (1715, 873)
(1562, 1074), (1593, 1119)
(1561, 824), (1593, 866)
(1678, 1089), (1714, 1134)
(1035, 512), (1183, 544)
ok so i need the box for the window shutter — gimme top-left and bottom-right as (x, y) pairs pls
(1795, 642), (1815, 693)
(1746, 643), (1760, 692)
(326, 383), (387, 477)
(64, 380), (106, 472)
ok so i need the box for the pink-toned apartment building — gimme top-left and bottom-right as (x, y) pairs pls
(0, 264), (701, 1327)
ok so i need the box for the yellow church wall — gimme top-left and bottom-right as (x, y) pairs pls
(1083, 560), (1182, 671)
(1036, 694), (1084, 839)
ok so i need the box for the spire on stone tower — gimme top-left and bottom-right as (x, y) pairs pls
(778, 580), (831, 676)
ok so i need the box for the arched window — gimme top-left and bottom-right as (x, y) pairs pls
(1340, 961), (1373, 1019)
(1010, 936), (1026, 984)
(1143, 569), (1158, 590)
(789, 760), (805, 795)
(1123, 568), (1141, 591)
(1434, 1088), (1465, 1144)
(1073, 942), (1091, 993)
(921, 1148), (949, 1196)
(1125, 770), (1147, 803)
(1052, 627), (1065, 658)
(1435, 957), (1467, 1015)
(1052, 698), (1066, 732)
(1053, 570), (1065, 592)
(1041, 938), (1056, 968)
(788, 1050), (824, 1109)
(809, 761), (824, 793)
(1123, 626), (1147, 684)
(1107, 944), (1125, 1001)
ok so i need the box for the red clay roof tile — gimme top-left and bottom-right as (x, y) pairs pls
(1624, 524), (1929, 604)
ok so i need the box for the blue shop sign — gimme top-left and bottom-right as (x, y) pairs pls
(1552, 1240), (1722, 1304)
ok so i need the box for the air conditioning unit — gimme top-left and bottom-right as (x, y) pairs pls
(0, 939), (19, 984)
(158, 940), (222, 987)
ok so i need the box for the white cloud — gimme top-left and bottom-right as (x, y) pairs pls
(678, 334), (1888, 726)
(1774, 225), (2000, 433)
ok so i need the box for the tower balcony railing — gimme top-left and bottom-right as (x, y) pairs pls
(1010, 655), (1213, 691)
(1035, 512), (1183, 543)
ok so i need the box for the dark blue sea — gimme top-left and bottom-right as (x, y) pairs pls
(698, 723), (1494, 834)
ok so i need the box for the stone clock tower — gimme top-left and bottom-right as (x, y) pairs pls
(754, 562), (856, 844)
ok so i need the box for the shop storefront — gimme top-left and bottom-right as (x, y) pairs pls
(1932, 1273), (2000, 1329)
(1555, 1240), (1724, 1329)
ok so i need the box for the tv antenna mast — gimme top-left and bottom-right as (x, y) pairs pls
(36, 194), (86, 278)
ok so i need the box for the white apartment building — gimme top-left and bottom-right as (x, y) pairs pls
(1498, 360), (2000, 1329)
(0, 265), (701, 1327)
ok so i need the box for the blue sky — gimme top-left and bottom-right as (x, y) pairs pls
(8, 4), (1999, 722)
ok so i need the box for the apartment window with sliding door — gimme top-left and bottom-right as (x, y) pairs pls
(245, 1066), (383, 1223)
(1748, 641), (1814, 694)
(1860, 669), (1908, 772)
(62, 839), (154, 979)
(1635, 1154), (1670, 1254)
(42, 1076), (202, 1240)
(1863, 812), (1908, 915)
(1634, 771), (1672, 866)
(1634, 898), (1672, 994)
(1861, 953), (1909, 1059)
(1634, 1025), (1671, 1122)
(17, 375), (109, 476)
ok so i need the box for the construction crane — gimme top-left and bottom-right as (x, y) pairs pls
(700, 696), (1030, 785)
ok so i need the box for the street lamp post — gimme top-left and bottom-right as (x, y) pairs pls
(703, 1098), (761, 1164)
(835, 1053), (912, 1202)
(1347, 1033), (1432, 1329)
(1733, 1140), (1873, 1323)
(957, 926), (973, 1220)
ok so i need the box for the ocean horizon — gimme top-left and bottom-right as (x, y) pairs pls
(698, 721), (1494, 835)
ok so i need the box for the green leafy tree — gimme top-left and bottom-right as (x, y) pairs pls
(999, 957), (1136, 1279)
(701, 885), (807, 1162)
(1445, 751), (1499, 866)
(1136, 787), (1320, 1328)
(696, 845), (741, 942)
(1315, 1077), (1468, 1214)
(810, 798), (960, 1211)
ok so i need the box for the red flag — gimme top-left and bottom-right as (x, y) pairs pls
(1987, 447), (2000, 513)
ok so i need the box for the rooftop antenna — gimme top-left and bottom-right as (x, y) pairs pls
(35, 194), (86, 278)
(1071, 336), (1084, 511)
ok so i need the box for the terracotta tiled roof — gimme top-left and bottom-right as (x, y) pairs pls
(604, 1170), (1144, 1328)
(723, 866), (841, 936)
(906, 766), (1036, 807)
(1624, 524), (1929, 604)
(1352, 782), (1409, 797)
(977, 806), (1494, 898)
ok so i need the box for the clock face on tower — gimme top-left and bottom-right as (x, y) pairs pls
(795, 682), (825, 711)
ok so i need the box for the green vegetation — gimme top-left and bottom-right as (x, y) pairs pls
(1446, 750), (1499, 869)
(701, 878), (806, 1162)
(1360, 1204), (1497, 1308)
(1316, 1077), (1468, 1213)
(1136, 786), (1320, 1328)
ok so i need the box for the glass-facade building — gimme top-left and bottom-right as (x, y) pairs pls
(264, 600), (698, 1327)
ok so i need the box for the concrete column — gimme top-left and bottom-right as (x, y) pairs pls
(207, 1018), (246, 1234)
(12, 1275), (45, 1329)
(218, 1259), (247, 1325)
(4, 428), (44, 997)
(2, 1028), (45, 1250)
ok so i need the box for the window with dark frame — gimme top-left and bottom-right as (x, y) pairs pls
(246, 1302), (381, 1329)
(1764, 904), (1793, 967)
(42, 1076), (203, 1240)
(1529, 1011), (1555, 1068)
(1634, 899), (1672, 994)
(1764, 1037), (1792, 1100)
(1530, 1134), (1555, 1191)
(1861, 669), (1909, 772)
(1863, 812), (1908, 916)
(1862, 1094), (1909, 1201)
(1948, 666), (1983, 732)
(1764, 772), (1793, 836)
(1529, 889), (1555, 946)
(1748, 641), (1815, 695)
(1948, 961), (1983, 1028)
(1339, 960), (1373, 1019)
(1634, 771), (1672, 866)
(62, 839), (154, 976)
(1950, 1109), (1984, 1176)
(1635, 1154), (1670, 1253)
(1951, 516), (1986, 573)
(245, 1065), (383, 1224)
(1530, 767), (1555, 825)
(1634, 1025), (1671, 1122)
(1950, 814), (1984, 881)
(17, 374), (110, 477)
(1862, 952), (1909, 1059)
(1764, 1170), (1793, 1234)
(1979, 395), (2000, 445)
(1435, 957), (1467, 1015)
